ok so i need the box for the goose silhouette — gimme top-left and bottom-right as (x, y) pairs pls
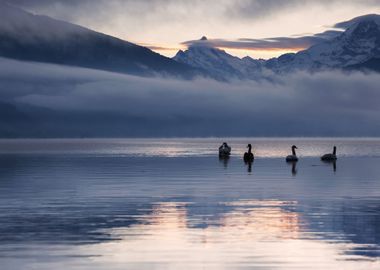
(286, 145), (298, 162)
(321, 146), (337, 161)
(244, 144), (254, 162)
(219, 142), (231, 157)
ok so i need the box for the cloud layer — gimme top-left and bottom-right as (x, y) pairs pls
(1, 57), (380, 137)
(181, 30), (342, 53)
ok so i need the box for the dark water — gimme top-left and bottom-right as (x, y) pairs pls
(0, 138), (380, 269)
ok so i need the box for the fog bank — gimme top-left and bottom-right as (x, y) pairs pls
(0, 57), (379, 137)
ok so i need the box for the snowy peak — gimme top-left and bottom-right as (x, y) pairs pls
(343, 16), (380, 42)
(289, 15), (380, 69)
(268, 14), (380, 72)
(174, 37), (263, 80)
(173, 14), (380, 79)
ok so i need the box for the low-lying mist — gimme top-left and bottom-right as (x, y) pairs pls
(0, 57), (379, 137)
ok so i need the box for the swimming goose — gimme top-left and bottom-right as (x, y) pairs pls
(244, 144), (254, 162)
(286, 145), (298, 162)
(219, 142), (231, 157)
(321, 146), (337, 161)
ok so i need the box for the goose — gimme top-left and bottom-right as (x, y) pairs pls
(321, 146), (337, 161)
(219, 142), (231, 157)
(286, 145), (298, 162)
(244, 144), (254, 162)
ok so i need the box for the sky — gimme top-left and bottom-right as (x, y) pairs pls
(4, 0), (380, 59)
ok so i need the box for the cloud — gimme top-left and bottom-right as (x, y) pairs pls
(225, 0), (307, 19)
(226, 0), (380, 19)
(1, 57), (380, 137)
(7, 0), (380, 20)
(182, 30), (342, 52)
(0, 2), (89, 43)
(333, 13), (380, 29)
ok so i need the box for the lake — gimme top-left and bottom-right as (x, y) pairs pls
(0, 138), (380, 269)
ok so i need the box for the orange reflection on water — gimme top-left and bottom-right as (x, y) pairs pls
(80, 200), (380, 269)
(139, 200), (301, 245)
(218, 200), (300, 241)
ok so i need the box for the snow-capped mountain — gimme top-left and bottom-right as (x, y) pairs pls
(174, 37), (264, 80)
(268, 14), (380, 73)
(174, 14), (380, 80)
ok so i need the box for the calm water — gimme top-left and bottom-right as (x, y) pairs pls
(1, 138), (380, 269)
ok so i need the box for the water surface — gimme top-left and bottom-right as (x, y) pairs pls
(0, 138), (380, 269)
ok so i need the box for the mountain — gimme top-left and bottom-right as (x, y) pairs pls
(0, 3), (198, 78)
(174, 14), (380, 80)
(268, 14), (380, 73)
(174, 37), (264, 80)
(345, 57), (380, 72)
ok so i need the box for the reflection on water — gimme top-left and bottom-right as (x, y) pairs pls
(322, 160), (337, 172)
(80, 201), (380, 270)
(219, 155), (230, 169)
(286, 161), (298, 176)
(0, 138), (380, 269)
(244, 159), (253, 173)
(83, 201), (302, 269)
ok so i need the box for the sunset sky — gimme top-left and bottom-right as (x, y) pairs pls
(4, 0), (380, 58)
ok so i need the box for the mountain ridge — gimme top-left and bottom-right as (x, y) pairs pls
(0, 3), (199, 78)
(174, 14), (380, 80)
